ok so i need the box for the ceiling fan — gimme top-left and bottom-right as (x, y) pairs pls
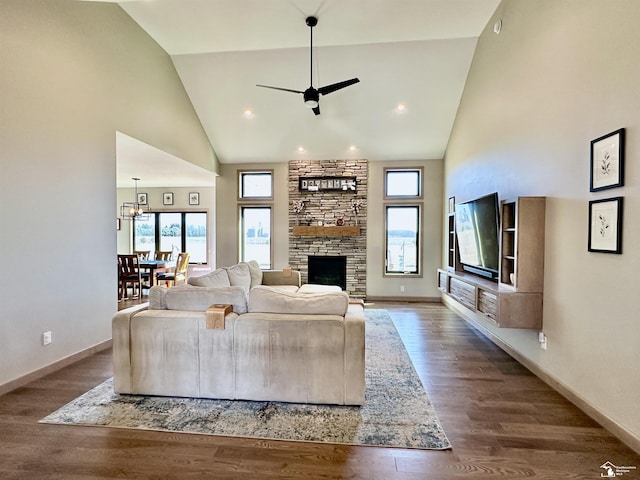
(257, 16), (360, 115)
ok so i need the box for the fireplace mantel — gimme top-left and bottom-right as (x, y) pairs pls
(292, 225), (360, 237)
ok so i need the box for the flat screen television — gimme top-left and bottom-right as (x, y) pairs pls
(454, 192), (500, 280)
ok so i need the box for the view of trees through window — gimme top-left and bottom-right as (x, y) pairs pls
(133, 212), (207, 263)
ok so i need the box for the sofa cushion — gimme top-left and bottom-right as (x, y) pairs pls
(297, 284), (342, 294)
(248, 285), (349, 316)
(150, 285), (248, 314)
(187, 268), (231, 288)
(225, 263), (252, 294)
(244, 260), (263, 288)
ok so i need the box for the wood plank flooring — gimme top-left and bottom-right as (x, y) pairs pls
(1, 302), (638, 479)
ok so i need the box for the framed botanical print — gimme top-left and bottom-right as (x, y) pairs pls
(590, 128), (624, 192)
(163, 192), (174, 205)
(588, 197), (623, 254)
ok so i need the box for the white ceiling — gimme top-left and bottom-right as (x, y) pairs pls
(104, 0), (500, 183)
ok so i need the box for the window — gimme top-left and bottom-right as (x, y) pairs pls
(133, 211), (208, 263)
(384, 168), (422, 198)
(385, 205), (421, 275)
(239, 171), (273, 199)
(240, 206), (272, 269)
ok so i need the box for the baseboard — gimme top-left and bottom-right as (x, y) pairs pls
(445, 298), (640, 455)
(365, 296), (442, 303)
(0, 339), (112, 397)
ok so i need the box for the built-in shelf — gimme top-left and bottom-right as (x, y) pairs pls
(292, 225), (361, 236)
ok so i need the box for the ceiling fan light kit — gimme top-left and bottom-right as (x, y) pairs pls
(257, 16), (359, 115)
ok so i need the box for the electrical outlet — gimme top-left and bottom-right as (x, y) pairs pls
(400, 285), (405, 292)
(538, 331), (547, 350)
(42, 331), (52, 346)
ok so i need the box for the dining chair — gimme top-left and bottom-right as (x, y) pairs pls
(133, 250), (150, 260)
(156, 252), (190, 287)
(117, 254), (143, 300)
(155, 251), (173, 261)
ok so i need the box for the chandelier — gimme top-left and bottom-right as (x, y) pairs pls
(120, 177), (151, 221)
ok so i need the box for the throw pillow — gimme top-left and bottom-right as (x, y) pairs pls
(225, 263), (252, 295)
(187, 268), (231, 288)
(244, 260), (263, 288)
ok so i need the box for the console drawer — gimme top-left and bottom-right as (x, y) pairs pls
(477, 289), (497, 320)
(438, 271), (449, 292)
(449, 277), (476, 310)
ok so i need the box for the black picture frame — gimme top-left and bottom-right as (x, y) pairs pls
(298, 176), (357, 192)
(189, 192), (200, 205)
(590, 128), (624, 192)
(137, 192), (148, 205)
(163, 192), (174, 205)
(588, 197), (623, 254)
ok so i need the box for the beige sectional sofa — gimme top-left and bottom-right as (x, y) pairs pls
(112, 270), (366, 406)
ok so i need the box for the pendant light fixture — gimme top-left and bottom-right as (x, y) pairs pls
(120, 177), (151, 220)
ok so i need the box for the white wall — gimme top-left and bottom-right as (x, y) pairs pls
(445, 0), (640, 445)
(0, 0), (217, 389)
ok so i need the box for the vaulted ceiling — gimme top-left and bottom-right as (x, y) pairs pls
(101, 0), (500, 183)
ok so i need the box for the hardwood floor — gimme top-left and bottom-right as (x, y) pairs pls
(1, 302), (638, 479)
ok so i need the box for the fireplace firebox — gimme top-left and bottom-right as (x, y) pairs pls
(308, 256), (347, 290)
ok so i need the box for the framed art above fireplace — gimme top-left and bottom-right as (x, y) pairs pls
(299, 176), (357, 192)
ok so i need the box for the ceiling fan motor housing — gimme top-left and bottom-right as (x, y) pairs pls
(303, 87), (319, 108)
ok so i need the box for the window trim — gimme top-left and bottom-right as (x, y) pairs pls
(383, 202), (424, 277)
(238, 170), (274, 201)
(238, 204), (273, 269)
(383, 167), (424, 199)
(132, 209), (209, 264)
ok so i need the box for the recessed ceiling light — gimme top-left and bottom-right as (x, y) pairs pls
(395, 103), (407, 113)
(243, 109), (254, 118)
(297, 146), (305, 152)
(349, 145), (357, 151)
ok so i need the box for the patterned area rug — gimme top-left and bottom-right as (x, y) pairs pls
(40, 309), (451, 450)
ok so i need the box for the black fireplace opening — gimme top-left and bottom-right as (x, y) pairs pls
(308, 256), (347, 290)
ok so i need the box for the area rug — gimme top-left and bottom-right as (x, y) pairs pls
(40, 309), (451, 450)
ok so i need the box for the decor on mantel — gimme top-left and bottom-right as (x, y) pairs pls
(351, 198), (364, 225)
(120, 177), (151, 221)
(292, 199), (307, 225)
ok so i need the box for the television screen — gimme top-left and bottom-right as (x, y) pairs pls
(455, 193), (500, 279)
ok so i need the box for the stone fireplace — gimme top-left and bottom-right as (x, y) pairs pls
(288, 160), (367, 298)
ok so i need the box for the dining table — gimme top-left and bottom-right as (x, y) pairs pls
(140, 259), (176, 286)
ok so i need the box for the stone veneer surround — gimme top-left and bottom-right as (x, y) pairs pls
(289, 160), (367, 298)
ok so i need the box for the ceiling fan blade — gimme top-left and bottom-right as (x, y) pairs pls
(317, 78), (360, 96)
(256, 84), (304, 94)
(312, 105), (320, 116)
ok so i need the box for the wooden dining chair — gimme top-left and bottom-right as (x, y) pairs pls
(133, 250), (150, 260)
(117, 254), (142, 300)
(156, 253), (190, 287)
(155, 251), (172, 261)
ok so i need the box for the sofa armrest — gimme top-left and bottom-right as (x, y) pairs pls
(261, 269), (301, 287)
(344, 303), (366, 405)
(112, 304), (148, 393)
